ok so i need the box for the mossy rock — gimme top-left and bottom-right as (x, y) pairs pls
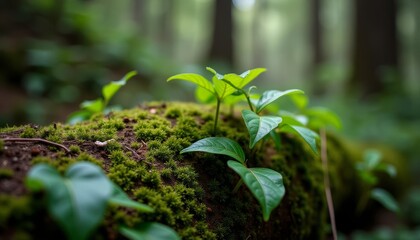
(0, 102), (407, 239)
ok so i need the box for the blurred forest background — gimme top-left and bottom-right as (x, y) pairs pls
(1, 0), (420, 236)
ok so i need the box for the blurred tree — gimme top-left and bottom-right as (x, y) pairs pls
(349, 0), (400, 98)
(208, 0), (234, 67)
(310, 0), (326, 95)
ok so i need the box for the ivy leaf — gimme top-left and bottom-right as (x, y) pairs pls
(242, 110), (282, 149)
(109, 183), (154, 213)
(167, 73), (214, 95)
(102, 71), (137, 105)
(26, 162), (113, 240)
(120, 222), (180, 240)
(180, 137), (245, 164)
(371, 188), (400, 213)
(281, 124), (319, 154)
(256, 89), (304, 113)
(227, 161), (285, 221)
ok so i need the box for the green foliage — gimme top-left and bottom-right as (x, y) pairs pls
(281, 124), (319, 154)
(181, 137), (245, 164)
(120, 223), (180, 240)
(242, 110), (282, 149)
(356, 149), (399, 213)
(25, 161), (178, 240)
(256, 89), (304, 114)
(26, 162), (113, 240)
(227, 161), (285, 221)
(67, 71), (136, 124)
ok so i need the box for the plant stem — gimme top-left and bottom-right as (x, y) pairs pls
(213, 99), (221, 135)
(233, 179), (243, 193)
(2, 137), (70, 153)
(221, 79), (254, 111)
(320, 128), (337, 240)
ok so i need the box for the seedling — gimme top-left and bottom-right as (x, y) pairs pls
(356, 149), (399, 213)
(168, 67), (266, 134)
(68, 71), (137, 124)
(26, 161), (179, 240)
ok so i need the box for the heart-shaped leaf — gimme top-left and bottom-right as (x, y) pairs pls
(256, 89), (304, 113)
(371, 188), (400, 213)
(26, 162), (113, 240)
(180, 137), (245, 164)
(109, 183), (154, 213)
(120, 222), (180, 240)
(167, 73), (214, 95)
(102, 71), (137, 105)
(281, 124), (319, 154)
(242, 110), (282, 149)
(227, 161), (285, 221)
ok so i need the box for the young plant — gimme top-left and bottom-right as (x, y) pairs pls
(356, 149), (399, 213)
(26, 161), (180, 240)
(67, 71), (137, 124)
(167, 67), (266, 134)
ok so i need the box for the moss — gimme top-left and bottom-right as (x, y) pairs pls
(20, 126), (37, 138)
(0, 102), (409, 239)
(69, 145), (80, 154)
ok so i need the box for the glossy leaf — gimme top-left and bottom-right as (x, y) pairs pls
(227, 161), (285, 221)
(180, 137), (245, 164)
(109, 183), (154, 213)
(371, 188), (400, 213)
(167, 73), (214, 94)
(242, 110), (282, 149)
(120, 222), (181, 240)
(26, 162), (113, 240)
(102, 71), (137, 105)
(213, 76), (236, 99)
(281, 124), (319, 154)
(256, 89), (304, 113)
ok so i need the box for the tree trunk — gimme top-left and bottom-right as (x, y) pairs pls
(310, 0), (325, 95)
(208, 0), (234, 67)
(348, 0), (399, 98)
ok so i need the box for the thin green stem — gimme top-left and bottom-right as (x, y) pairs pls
(221, 79), (254, 112)
(213, 99), (221, 135)
(233, 179), (243, 193)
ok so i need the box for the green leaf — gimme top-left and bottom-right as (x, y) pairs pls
(278, 111), (307, 126)
(371, 188), (400, 213)
(239, 68), (266, 87)
(227, 161), (285, 221)
(167, 73), (214, 95)
(290, 94), (308, 110)
(195, 86), (216, 104)
(26, 162), (113, 240)
(180, 137), (245, 164)
(242, 110), (282, 149)
(269, 130), (282, 151)
(281, 124), (319, 154)
(305, 107), (342, 129)
(120, 222), (181, 240)
(67, 110), (92, 125)
(81, 99), (103, 113)
(256, 89), (304, 113)
(109, 183), (154, 213)
(102, 71), (137, 105)
(363, 149), (382, 170)
(213, 76), (236, 99)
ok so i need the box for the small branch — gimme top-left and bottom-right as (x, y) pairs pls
(320, 128), (338, 240)
(232, 179), (243, 194)
(2, 137), (70, 153)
